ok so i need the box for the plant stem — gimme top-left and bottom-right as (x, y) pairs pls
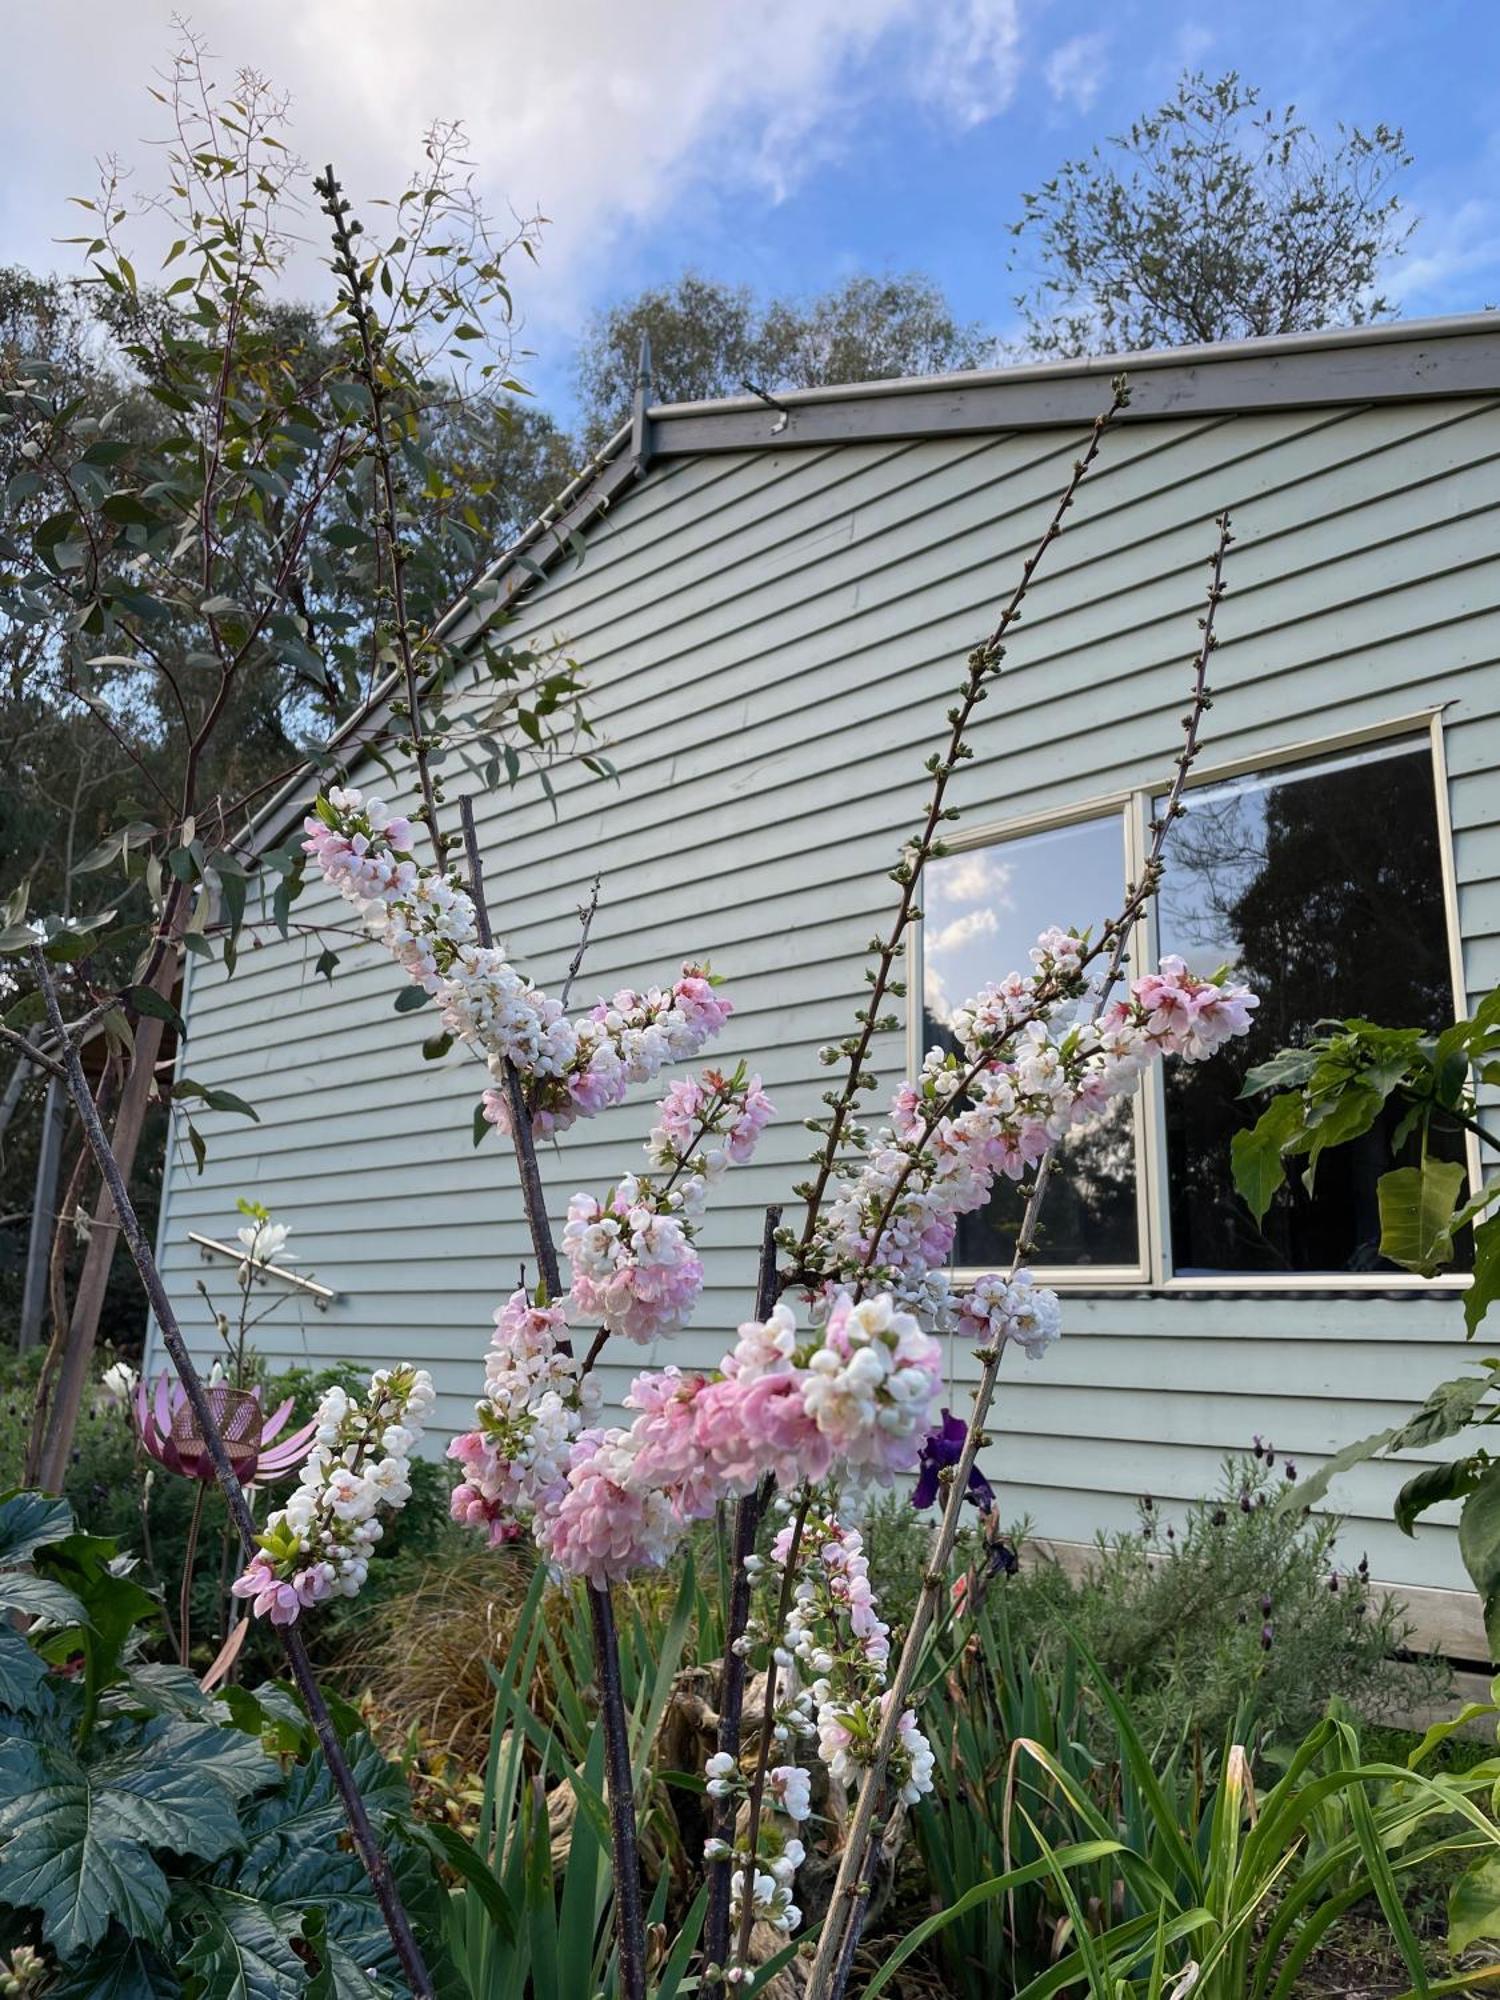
(702, 1206), (781, 1990)
(589, 1583), (649, 2000)
(805, 512), (1234, 2000)
(317, 166), (446, 868)
(180, 1480), (208, 1670)
(730, 1490), (813, 1975)
(457, 794), (645, 1999)
(30, 949), (436, 2000)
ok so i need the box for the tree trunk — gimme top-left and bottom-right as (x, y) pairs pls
(29, 921), (181, 1491)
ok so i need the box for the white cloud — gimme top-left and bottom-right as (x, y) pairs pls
(0, 0), (1030, 351)
(923, 959), (952, 1024)
(927, 906), (999, 957)
(931, 852), (1014, 906)
(1385, 195), (1500, 313)
(1043, 32), (1108, 116)
(915, 0), (1024, 130)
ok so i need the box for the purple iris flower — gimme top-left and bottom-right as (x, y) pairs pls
(912, 1409), (996, 1513)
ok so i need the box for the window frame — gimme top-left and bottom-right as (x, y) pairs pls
(911, 707), (1479, 1295)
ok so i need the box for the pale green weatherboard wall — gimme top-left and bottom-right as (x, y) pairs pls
(152, 394), (1500, 1597)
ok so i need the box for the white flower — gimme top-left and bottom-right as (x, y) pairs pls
(101, 1362), (137, 1405)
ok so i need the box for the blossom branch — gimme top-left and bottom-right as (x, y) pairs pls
(29, 949), (436, 1999)
(455, 793), (646, 2000)
(559, 872), (603, 1014)
(702, 1207), (782, 1988)
(804, 510), (1234, 2000)
(317, 165), (447, 868)
(790, 379), (1131, 1267)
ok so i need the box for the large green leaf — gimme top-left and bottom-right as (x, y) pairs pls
(1230, 1094), (1305, 1222)
(0, 1570), (87, 1628)
(1377, 1159), (1469, 1277)
(179, 1887), (312, 2000)
(48, 1934), (181, 1999)
(0, 1491), (75, 1567)
(0, 1733), (244, 1958)
(1300, 1082), (1385, 1188)
(1395, 1457), (1487, 1535)
(1238, 1047), (1320, 1097)
(220, 1728), (411, 1981)
(1468, 1212), (1500, 1339)
(1459, 1463), (1500, 1661)
(0, 1627), (50, 1711)
(1450, 1852), (1500, 1955)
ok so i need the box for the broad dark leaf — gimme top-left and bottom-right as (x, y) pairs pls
(1459, 1462), (1500, 1658)
(1395, 1457), (1486, 1535)
(0, 1492), (75, 1568)
(0, 1627), (50, 1713)
(46, 1933), (180, 2000)
(1468, 1212), (1500, 1340)
(1229, 1093), (1303, 1223)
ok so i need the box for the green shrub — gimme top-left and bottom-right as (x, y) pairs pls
(994, 1449), (1447, 1756)
(0, 1490), (451, 1995)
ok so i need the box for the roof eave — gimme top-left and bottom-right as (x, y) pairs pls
(646, 313), (1500, 456)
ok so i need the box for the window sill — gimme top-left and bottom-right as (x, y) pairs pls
(951, 1269), (1473, 1301)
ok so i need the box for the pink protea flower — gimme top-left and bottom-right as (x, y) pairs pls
(133, 1373), (317, 1484)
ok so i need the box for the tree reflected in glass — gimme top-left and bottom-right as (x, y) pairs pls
(923, 815), (1140, 1269)
(1158, 742), (1464, 1275)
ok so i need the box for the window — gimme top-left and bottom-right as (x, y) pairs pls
(916, 726), (1468, 1287)
(922, 813), (1144, 1273)
(1156, 738), (1466, 1279)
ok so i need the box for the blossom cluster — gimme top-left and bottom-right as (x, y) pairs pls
(233, 1365), (434, 1625)
(767, 1511), (934, 1809)
(955, 1268), (1062, 1361)
(562, 1064), (774, 1345)
(809, 936), (1257, 1330)
(302, 787), (732, 1138)
(447, 1290), (601, 1543)
(703, 1507), (936, 1972)
(533, 1293), (943, 1589)
(484, 973), (735, 1139)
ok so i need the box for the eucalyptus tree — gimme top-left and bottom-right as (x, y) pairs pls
(0, 38), (589, 1493)
(1010, 70), (1413, 358)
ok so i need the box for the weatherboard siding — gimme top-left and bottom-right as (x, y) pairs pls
(154, 394), (1500, 1603)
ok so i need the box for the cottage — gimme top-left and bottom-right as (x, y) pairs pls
(152, 313), (1500, 1651)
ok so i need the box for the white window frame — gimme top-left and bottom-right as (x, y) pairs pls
(911, 707), (1479, 1294)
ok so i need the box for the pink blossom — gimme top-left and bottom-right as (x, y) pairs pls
(534, 1428), (682, 1588)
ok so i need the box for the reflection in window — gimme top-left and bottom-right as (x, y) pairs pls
(922, 816), (1137, 1269)
(1158, 741), (1464, 1276)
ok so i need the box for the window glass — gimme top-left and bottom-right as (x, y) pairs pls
(1157, 740), (1464, 1276)
(922, 815), (1138, 1269)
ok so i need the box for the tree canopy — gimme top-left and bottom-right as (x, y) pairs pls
(573, 270), (992, 445)
(1009, 70), (1413, 358)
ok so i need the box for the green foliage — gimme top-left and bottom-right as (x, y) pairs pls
(573, 270), (991, 446)
(1232, 998), (1500, 1295)
(1010, 69), (1412, 358)
(897, 1628), (1500, 2000)
(0, 1491), (449, 1996)
(1237, 992), (1500, 1651)
(990, 1452), (1441, 1758)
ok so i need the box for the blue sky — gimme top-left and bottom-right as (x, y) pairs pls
(5, 2), (1500, 430)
